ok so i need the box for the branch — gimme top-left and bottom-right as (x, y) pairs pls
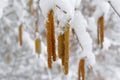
(56, 5), (67, 14)
(72, 29), (84, 51)
(108, 1), (120, 18)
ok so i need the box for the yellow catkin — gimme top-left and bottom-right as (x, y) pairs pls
(58, 34), (65, 66)
(50, 10), (56, 61)
(64, 24), (70, 75)
(58, 34), (64, 58)
(97, 16), (104, 48)
(62, 45), (65, 66)
(30, 7), (35, 15)
(78, 59), (85, 80)
(28, 0), (33, 7)
(100, 16), (104, 48)
(46, 10), (53, 69)
(28, 0), (35, 15)
(19, 24), (23, 46)
(35, 38), (41, 55)
(6, 53), (11, 63)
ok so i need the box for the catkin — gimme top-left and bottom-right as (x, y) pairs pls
(28, 0), (33, 7)
(35, 38), (41, 55)
(6, 53), (11, 63)
(50, 10), (56, 61)
(58, 34), (65, 66)
(78, 59), (85, 80)
(19, 24), (23, 46)
(64, 24), (70, 75)
(46, 21), (52, 68)
(100, 16), (104, 48)
(28, 0), (35, 15)
(58, 34), (64, 58)
(46, 10), (53, 69)
(97, 16), (104, 48)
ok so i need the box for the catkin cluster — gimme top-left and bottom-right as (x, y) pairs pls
(97, 16), (104, 48)
(58, 24), (70, 75)
(46, 10), (56, 69)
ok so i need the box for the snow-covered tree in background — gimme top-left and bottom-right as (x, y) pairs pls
(0, 0), (120, 80)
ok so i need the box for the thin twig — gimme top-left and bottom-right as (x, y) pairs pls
(108, 1), (120, 18)
(56, 5), (67, 14)
(38, 0), (42, 14)
(72, 28), (84, 51)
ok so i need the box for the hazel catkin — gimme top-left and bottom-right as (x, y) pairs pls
(35, 38), (41, 55)
(78, 59), (85, 80)
(97, 16), (104, 48)
(64, 24), (70, 75)
(19, 24), (23, 46)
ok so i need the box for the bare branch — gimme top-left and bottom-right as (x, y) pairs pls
(72, 28), (84, 51)
(56, 5), (67, 14)
(108, 1), (120, 18)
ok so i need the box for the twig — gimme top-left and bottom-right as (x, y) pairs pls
(72, 28), (84, 51)
(38, 0), (42, 13)
(108, 1), (120, 18)
(56, 5), (67, 14)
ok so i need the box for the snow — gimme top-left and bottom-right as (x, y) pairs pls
(70, 11), (95, 67)
(87, 17), (97, 39)
(40, 0), (55, 18)
(0, 0), (8, 18)
(109, 0), (120, 17)
(93, 0), (110, 20)
(103, 37), (111, 50)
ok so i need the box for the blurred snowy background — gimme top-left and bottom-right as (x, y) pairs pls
(0, 0), (120, 80)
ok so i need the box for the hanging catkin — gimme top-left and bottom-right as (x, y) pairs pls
(58, 33), (65, 66)
(46, 10), (54, 69)
(35, 38), (41, 55)
(6, 53), (11, 63)
(28, 0), (35, 15)
(58, 34), (64, 58)
(50, 10), (56, 61)
(64, 24), (70, 75)
(28, 0), (32, 7)
(78, 59), (85, 80)
(100, 16), (104, 48)
(97, 16), (104, 48)
(19, 24), (23, 46)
